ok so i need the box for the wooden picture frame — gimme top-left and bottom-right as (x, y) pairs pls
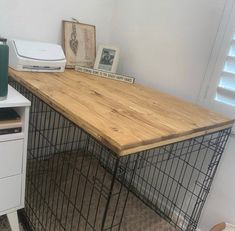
(63, 20), (96, 69)
(94, 45), (120, 73)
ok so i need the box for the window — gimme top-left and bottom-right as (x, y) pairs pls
(198, 0), (235, 124)
(216, 34), (235, 107)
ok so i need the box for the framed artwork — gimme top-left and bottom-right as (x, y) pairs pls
(94, 45), (120, 73)
(63, 20), (96, 68)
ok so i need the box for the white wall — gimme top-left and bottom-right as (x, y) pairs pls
(0, 0), (115, 45)
(199, 136), (235, 230)
(109, 1), (235, 230)
(110, 0), (225, 102)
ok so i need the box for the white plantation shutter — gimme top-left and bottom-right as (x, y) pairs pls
(216, 35), (235, 107)
(199, 1), (235, 128)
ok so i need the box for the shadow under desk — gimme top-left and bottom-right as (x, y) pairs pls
(9, 68), (234, 231)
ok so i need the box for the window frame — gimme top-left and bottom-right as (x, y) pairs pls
(198, 0), (235, 122)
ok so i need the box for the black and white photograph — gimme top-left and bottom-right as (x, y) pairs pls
(98, 48), (115, 71)
(94, 45), (120, 73)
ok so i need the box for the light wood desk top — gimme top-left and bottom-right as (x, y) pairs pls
(9, 68), (234, 156)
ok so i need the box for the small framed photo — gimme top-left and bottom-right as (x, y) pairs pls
(94, 45), (120, 73)
(63, 20), (96, 68)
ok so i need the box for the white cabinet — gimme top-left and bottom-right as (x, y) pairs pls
(0, 85), (30, 231)
(0, 139), (24, 178)
(0, 175), (22, 212)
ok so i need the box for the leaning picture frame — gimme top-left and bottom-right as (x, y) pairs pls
(94, 45), (120, 73)
(62, 20), (96, 69)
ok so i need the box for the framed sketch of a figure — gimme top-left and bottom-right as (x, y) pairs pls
(63, 20), (96, 68)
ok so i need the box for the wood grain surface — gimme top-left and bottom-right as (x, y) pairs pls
(9, 68), (234, 156)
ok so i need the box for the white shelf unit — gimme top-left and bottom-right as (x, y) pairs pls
(0, 85), (30, 230)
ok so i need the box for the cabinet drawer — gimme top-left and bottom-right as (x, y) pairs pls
(0, 175), (21, 212)
(0, 139), (24, 178)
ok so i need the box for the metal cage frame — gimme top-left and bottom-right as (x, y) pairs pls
(10, 79), (231, 231)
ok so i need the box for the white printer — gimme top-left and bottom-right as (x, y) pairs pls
(8, 39), (66, 72)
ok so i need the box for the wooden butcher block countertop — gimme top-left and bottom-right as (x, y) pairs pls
(9, 68), (234, 156)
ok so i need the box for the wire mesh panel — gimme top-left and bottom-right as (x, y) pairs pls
(9, 79), (133, 231)
(9, 79), (231, 231)
(119, 129), (231, 231)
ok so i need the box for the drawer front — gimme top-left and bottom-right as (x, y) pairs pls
(0, 139), (24, 178)
(0, 175), (21, 212)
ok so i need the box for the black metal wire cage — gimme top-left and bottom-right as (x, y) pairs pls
(10, 79), (231, 231)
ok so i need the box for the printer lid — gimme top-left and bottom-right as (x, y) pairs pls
(13, 39), (65, 61)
